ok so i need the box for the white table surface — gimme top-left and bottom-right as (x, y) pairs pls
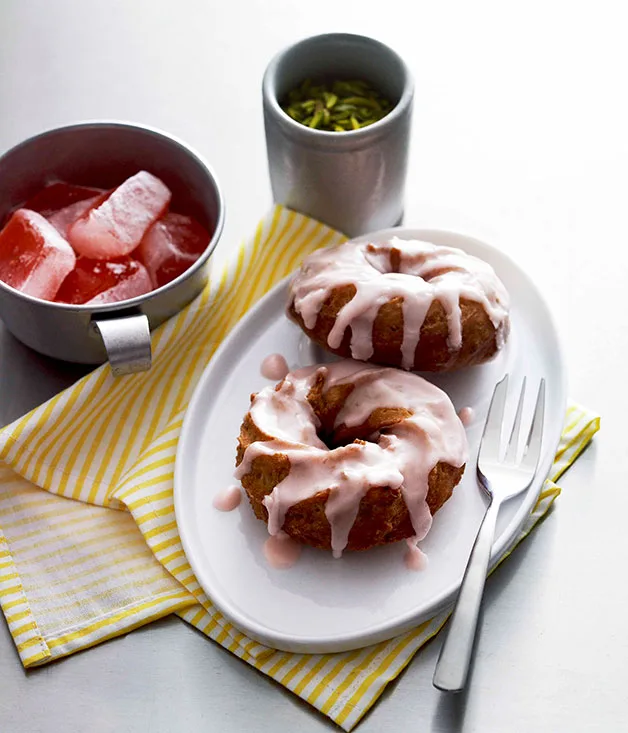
(0, 1), (623, 731)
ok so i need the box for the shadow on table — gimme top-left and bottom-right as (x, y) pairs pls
(0, 323), (92, 425)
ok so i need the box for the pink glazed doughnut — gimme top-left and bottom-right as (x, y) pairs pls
(288, 236), (510, 371)
(235, 360), (468, 557)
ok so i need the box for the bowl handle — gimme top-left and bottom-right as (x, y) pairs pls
(91, 313), (152, 376)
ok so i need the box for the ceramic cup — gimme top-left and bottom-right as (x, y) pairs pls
(0, 121), (224, 376)
(263, 33), (413, 237)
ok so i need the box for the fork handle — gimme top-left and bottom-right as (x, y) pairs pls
(433, 498), (500, 692)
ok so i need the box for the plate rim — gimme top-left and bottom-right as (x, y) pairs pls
(174, 227), (567, 653)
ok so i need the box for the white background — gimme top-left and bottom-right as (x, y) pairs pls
(0, 1), (623, 731)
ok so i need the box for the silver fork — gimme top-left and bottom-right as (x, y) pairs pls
(433, 373), (545, 692)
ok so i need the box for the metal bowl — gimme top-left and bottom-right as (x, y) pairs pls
(0, 121), (225, 375)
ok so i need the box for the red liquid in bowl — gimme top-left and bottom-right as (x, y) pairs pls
(0, 172), (212, 305)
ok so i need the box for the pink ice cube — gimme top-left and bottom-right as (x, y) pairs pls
(55, 257), (153, 305)
(0, 209), (76, 301)
(68, 171), (171, 259)
(48, 195), (103, 238)
(86, 261), (152, 305)
(137, 212), (210, 288)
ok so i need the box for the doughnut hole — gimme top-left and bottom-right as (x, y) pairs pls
(330, 407), (412, 447)
(365, 244), (465, 282)
(303, 367), (411, 447)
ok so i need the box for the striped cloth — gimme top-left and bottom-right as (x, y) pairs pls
(0, 206), (599, 730)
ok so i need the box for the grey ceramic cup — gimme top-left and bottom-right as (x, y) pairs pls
(263, 33), (413, 237)
(0, 121), (224, 376)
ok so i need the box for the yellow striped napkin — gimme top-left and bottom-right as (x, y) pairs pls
(0, 206), (599, 731)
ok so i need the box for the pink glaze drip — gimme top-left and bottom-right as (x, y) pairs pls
(235, 361), (468, 557)
(289, 238), (510, 370)
(263, 531), (302, 569)
(261, 353), (290, 381)
(404, 539), (428, 571)
(458, 406), (474, 426)
(213, 485), (242, 512)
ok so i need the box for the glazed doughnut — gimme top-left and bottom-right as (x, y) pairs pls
(288, 236), (510, 372)
(235, 360), (468, 556)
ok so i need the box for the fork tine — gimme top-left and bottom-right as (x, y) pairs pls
(504, 377), (527, 463)
(478, 373), (509, 463)
(521, 378), (545, 471)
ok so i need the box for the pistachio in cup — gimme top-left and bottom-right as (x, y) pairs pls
(282, 77), (393, 131)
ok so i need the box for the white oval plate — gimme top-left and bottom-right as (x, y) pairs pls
(174, 229), (566, 654)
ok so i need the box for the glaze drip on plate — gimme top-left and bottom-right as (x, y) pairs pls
(458, 406), (474, 426)
(263, 532), (302, 569)
(260, 353), (290, 381)
(213, 485), (242, 512)
(235, 361), (468, 557)
(289, 237), (510, 369)
(404, 539), (429, 571)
